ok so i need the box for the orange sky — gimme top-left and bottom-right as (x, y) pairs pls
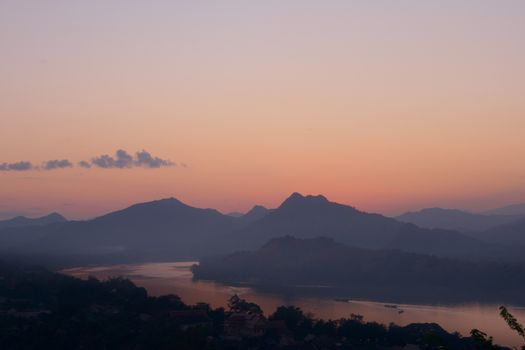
(1, 1), (525, 219)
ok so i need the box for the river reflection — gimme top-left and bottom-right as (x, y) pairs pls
(62, 261), (525, 348)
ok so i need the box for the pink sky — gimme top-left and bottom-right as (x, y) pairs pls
(1, 1), (525, 219)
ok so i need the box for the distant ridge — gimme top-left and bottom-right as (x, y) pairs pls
(476, 217), (525, 247)
(0, 193), (523, 263)
(216, 193), (504, 260)
(237, 205), (269, 225)
(226, 205), (269, 222)
(396, 207), (520, 232)
(484, 202), (525, 216)
(0, 212), (67, 229)
(43, 197), (237, 257)
(0, 197), (237, 261)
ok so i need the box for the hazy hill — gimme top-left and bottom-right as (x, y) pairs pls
(396, 208), (520, 232)
(0, 213), (66, 229)
(476, 218), (525, 247)
(236, 205), (270, 225)
(194, 236), (525, 304)
(218, 193), (502, 260)
(0, 194), (521, 264)
(484, 203), (525, 216)
(0, 198), (238, 261)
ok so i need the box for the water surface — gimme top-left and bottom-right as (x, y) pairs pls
(62, 261), (525, 348)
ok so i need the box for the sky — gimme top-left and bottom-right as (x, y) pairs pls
(1, 1), (525, 220)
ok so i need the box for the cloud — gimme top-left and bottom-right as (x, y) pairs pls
(78, 160), (91, 168)
(135, 150), (175, 168)
(1, 150), (178, 172)
(89, 149), (175, 169)
(91, 149), (134, 168)
(0, 161), (34, 171)
(43, 159), (73, 170)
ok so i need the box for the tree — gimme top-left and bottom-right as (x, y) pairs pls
(270, 306), (305, 331)
(470, 306), (525, 350)
(499, 306), (525, 350)
(470, 329), (497, 350)
(227, 294), (262, 314)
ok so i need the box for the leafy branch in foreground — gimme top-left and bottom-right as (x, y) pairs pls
(499, 306), (525, 350)
(470, 306), (524, 350)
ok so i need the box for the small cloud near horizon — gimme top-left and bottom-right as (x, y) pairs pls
(0, 161), (34, 171)
(78, 160), (92, 168)
(42, 159), (73, 170)
(86, 149), (176, 169)
(135, 150), (175, 168)
(1, 149), (179, 172)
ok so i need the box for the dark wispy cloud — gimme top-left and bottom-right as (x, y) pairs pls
(78, 160), (92, 169)
(86, 149), (175, 169)
(0, 161), (34, 171)
(1, 150), (178, 172)
(135, 150), (175, 168)
(42, 159), (73, 170)
(91, 149), (134, 168)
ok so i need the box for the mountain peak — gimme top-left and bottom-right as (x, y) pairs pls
(288, 192), (305, 200)
(133, 197), (185, 209)
(246, 205), (268, 215)
(45, 212), (67, 221)
(236, 205), (269, 224)
(0, 212), (67, 229)
(158, 197), (183, 204)
(279, 192), (329, 209)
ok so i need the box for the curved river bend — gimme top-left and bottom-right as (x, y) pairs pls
(62, 261), (525, 348)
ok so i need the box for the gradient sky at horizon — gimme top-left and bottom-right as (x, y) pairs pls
(1, 1), (525, 220)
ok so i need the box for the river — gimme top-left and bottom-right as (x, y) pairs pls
(61, 261), (525, 348)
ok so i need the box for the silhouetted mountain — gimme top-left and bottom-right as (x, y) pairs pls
(0, 198), (237, 261)
(194, 236), (525, 304)
(475, 218), (525, 247)
(1, 194), (521, 264)
(218, 193), (504, 260)
(0, 212), (66, 229)
(484, 202), (525, 216)
(236, 205), (270, 225)
(396, 208), (520, 232)
(226, 206), (269, 222)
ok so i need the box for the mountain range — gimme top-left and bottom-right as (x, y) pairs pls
(0, 212), (66, 230)
(213, 193), (521, 260)
(0, 193), (524, 264)
(396, 207), (525, 247)
(484, 202), (525, 216)
(475, 217), (525, 245)
(396, 207), (521, 232)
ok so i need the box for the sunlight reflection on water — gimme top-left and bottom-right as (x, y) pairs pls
(62, 261), (525, 348)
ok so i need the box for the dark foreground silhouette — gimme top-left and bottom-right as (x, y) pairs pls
(0, 261), (521, 350)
